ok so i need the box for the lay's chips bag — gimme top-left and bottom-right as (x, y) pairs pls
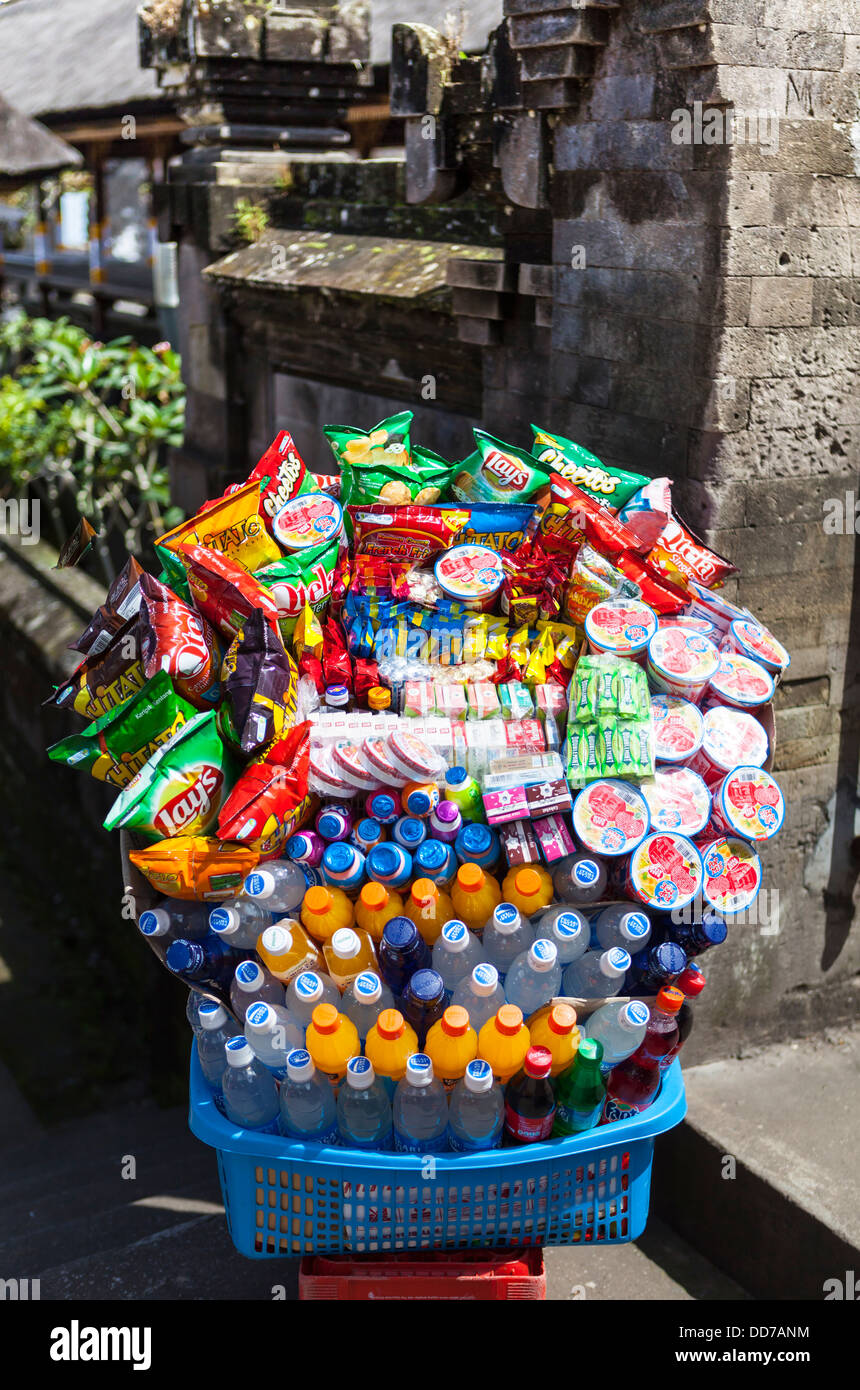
(450, 430), (552, 507)
(104, 710), (239, 841)
(48, 671), (195, 788)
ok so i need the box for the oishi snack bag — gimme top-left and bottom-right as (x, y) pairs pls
(48, 670), (195, 788)
(177, 543), (280, 642)
(530, 426), (649, 511)
(158, 479), (280, 574)
(138, 573), (222, 709)
(50, 616), (146, 721)
(104, 710), (239, 841)
(129, 836), (259, 901)
(70, 556), (144, 656)
(254, 535), (339, 640)
(219, 608), (299, 756)
(450, 430), (553, 507)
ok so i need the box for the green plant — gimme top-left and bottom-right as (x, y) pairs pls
(0, 315), (186, 566)
(233, 196), (270, 244)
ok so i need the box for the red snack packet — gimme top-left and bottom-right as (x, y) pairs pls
(299, 652), (326, 693)
(545, 658), (571, 687)
(647, 512), (738, 590)
(218, 723), (314, 859)
(323, 616), (353, 691)
(138, 573), (222, 710)
(614, 552), (690, 614)
(354, 658), (380, 703)
(329, 546), (351, 617)
(348, 504), (468, 562)
(178, 542), (280, 642)
(199, 430), (311, 536)
(491, 655), (524, 685)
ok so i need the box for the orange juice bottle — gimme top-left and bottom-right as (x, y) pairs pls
(301, 884), (355, 942)
(501, 865), (554, 923)
(528, 1003), (580, 1077)
(305, 1002), (360, 1091)
(323, 926), (379, 990)
(403, 876), (455, 946)
(354, 881), (404, 943)
(365, 1008), (419, 1097)
(425, 1005), (478, 1092)
(257, 921), (324, 984)
(478, 1004), (531, 1083)
(451, 863), (501, 936)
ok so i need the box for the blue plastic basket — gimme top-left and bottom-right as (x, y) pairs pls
(189, 1046), (686, 1258)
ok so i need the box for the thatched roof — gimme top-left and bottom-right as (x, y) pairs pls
(0, 0), (159, 121)
(0, 92), (83, 184)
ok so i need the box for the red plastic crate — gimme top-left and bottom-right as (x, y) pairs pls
(299, 1248), (546, 1300)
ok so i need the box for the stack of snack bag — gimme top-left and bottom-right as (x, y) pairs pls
(45, 413), (790, 1150)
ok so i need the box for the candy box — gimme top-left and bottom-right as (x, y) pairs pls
(526, 779), (573, 819)
(532, 814), (576, 863)
(468, 681), (501, 721)
(504, 719), (547, 755)
(402, 681), (434, 719)
(483, 786), (530, 825)
(434, 683), (468, 722)
(499, 818), (542, 867)
(499, 681), (534, 721)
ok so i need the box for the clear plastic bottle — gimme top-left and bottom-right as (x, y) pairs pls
(208, 898), (272, 950)
(243, 1000), (304, 1078)
(230, 959), (286, 1020)
(593, 902), (652, 954)
(139, 898), (211, 943)
(187, 989), (214, 1036)
(393, 1053), (449, 1154)
(285, 969), (341, 1026)
(583, 998), (651, 1072)
(481, 903), (532, 984)
(532, 908), (590, 965)
(221, 1036), (281, 1132)
(451, 963), (506, 1034)
(431, 920), (484, 1000)
(551, 853), (608, 906)
(278, 1048), (339, 1143)
(336, 1056), (393, 1150)
(504, 939), (562, 1016)
(562, 947), (631, 1000)
(340, 970), (395, 1042)
(243, 859), (310, 914)
(197, 1002), (241, 1110)
(448, 1058), (504, 1152)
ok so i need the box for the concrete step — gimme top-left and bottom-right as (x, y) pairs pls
(545, 1217), (749, 1301)
(653, 1024), (860, 1300)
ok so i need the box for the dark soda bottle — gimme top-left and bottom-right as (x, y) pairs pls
(627, 941), (687, 995)
(600, 986), (684, 1123)
(377, 917), (431, 998)
(401, 968), (447, 1047)
(553, 1038), (606, 1136)
(666, 910), (727, 958)
(659, 964), (706, 1074)
(503, 1046), (556, 1145)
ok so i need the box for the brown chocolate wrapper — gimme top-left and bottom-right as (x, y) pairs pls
(55, 517), (96, 569)
(500, 818), (542, 867)
(221, 608), (299, 755)
(70, 556), (145, 657)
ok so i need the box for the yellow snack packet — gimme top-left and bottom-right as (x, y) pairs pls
(157, 480), (280, 574)
(293, 602), (324, 659)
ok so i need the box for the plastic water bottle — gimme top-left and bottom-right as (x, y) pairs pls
(431, 920), (484, 1000)
(139, 898), (211, 943)
(278, 1048), (339, 1143)
(242, 860), (309, 914)
(562, 947), (631, 1000)
(393, 1053), (449, 1154)
(221, 1036), (280, 1132)
(285, 969), (341, 1026)
(551, 853), (608, 905)
(166, 933), (243, 991)
(533, 908), (590, 965)
(340, 970), (396, 1041)
(208, 898), (272, 950)
(197, 1001), (241, 1110)
(481, 903), (532, 983)
(451, 963), (506, 1034)
(504, 939), (562, 1016)
(583, 999), (651, 1072)
(336, 1056), (393, 1150)
(230, 959), (286, 1019)
(187, 990), (214, 1036)
(593, 902), (652, 953)
(244, 1000), (304, 1078)
(448, 1058), (504, 1152)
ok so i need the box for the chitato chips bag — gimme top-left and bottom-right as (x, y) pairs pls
(218, 607), (299, 756)
(104, 710), (239, 840)
(215, 429), (316, 536)
(138, 573), (222, 709)
(50, 616), (145, 721)
(157, 479), (281, 574)
(48, 670), (195, 788)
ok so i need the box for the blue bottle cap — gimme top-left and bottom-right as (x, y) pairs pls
(323, 842), (359, 875)
(653, 941), (687, 975)
(405, 789), (433, 815)
(165, 940), (196, 974)
(367, 792), (397, 823)
(317, 810), (348, 840)
(700, 917), (728, 947)
(459, 823), (493, 855)
(406, 968), (445, 1003)
(415, 840), (448, 871)
(354, 818), (382, 845)
(573, 858), (601, 885)
(382, 916), (419, 951)
(446, 767), (468, 786)
(285, 833), (310, 855)
(395, 816), (425, 847)
(368, 844), (409, 880)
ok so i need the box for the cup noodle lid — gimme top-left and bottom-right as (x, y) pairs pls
(434, 544), (504, 602)
(686, 581), (754, 632)
(651, 694), (705, 763)
(627, 832), (704, 911)
(584, 600), (658, 656)
(648, 627), (720, 687)
(640, 767), (712, 838)
(661, 613), (724, 645)
(698, 835), (762, 915)
(572, 778), (650, 857)
(713, 766), (785, 842)
(273, 492), (343, 551)
(708, 653), (775, 709)
(726, 618), (791, 677)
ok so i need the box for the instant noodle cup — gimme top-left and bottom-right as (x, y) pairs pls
(104, 710), (239, 840)
(626, 832), (704, 912)
(48, 670), (195, 788)
(647, 626), (720, 704)
(651, 693), (705, 764)
(572, 778), (650, 857)
(685, 705), (769, 787)
(639, 767), (712, 838)
(272, 492), (344, 553)
(434, 544), (505, 611)
(707, 652), (775, 710)
(698, 835), (762, 916)
(659, 613), (723, 646)
(709, 766), (785, 842)
(387, 730), (446, 784)
(158, 479), (281, 574)
(584, 599), (658, 660)
(723, 618), (790, 680)
(684, 580), (752, 634)
(129, 835), (259, 901)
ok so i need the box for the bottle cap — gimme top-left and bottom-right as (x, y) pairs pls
(548, 1003), (577, 1035)
(245, 1002), (275, 1035)
(234, 960), (264, 990)
(331, 927), (360, 959)
(656, 985), (685, 1014)
(244, 869), (275, 900)
(360, 882), (388, 911)
(303, 886), (334, 916)
(441, 1006), (470, 1037)
(346, 1055), (376, 1088)
(461, 824), (492, 855)
(323, 843), (359, 876)
(464, 1058), (494, 1093)
(286, 1048), (313, 1082)
(493, 903), (521, 933)
(620, 911), (651, 942)
(199, 1002), (227, 1030)
(293, 972), (324, 1003)
(209, 906), (239, 935)
(311, 1002), (340, 1034)
(416, 840), (448, 872)
(367, 686), (391, 710)
(456, 863), (484, 893)
(405, 788), (434, 816)
(369, 845), (409, 880)
(601, 947), (631, 978)
(515, 868), (543, 900)
(166, 940), (199, 975)
(653, 941), (687, 975)
(395, 816), (426, 847)
(446, 767), (468, 787)
(225, 1035), (254, 1067)
(261, 924), (293, 958)
(552, 911), (585, 941)
(354, 818), (382, 846)
(471, 962), (499, 996)
(441, 920), (469, 952)
(523, 1045), (552, 1079)
(410, 877), (438, 907)
(407, 968), (444, 1003)
(354, 971), (382, 1002)
(622, 1001), (650, 1030)
(405, 1053), (434, 1086)
(376, 1008), (406, 1041)
(433, 800), (460, 826)
(495, 1004), (523, 1036)
(678, 963), (706, 996)
(139, 908), (169, 936)
(382, 916), (418, 951)
(529, 938), (558, 971)
(577, 1037), (603, 1065)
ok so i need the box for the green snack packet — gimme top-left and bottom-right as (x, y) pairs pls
(615, 662), (641, 719)
(530, 426), (649, 511)
(572, 660), (598, 723)
(597, 716), (618, 775)
(254, 536), (339, 641)
(449, 430), (552, 506)
(577, 724), (603, 782)
(103, 710), (240, 840)
(156, 546), (192, 605)
(324, 413), (450, 516)
(48, 670), (196, 789)
(596, 661), (617, 715)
